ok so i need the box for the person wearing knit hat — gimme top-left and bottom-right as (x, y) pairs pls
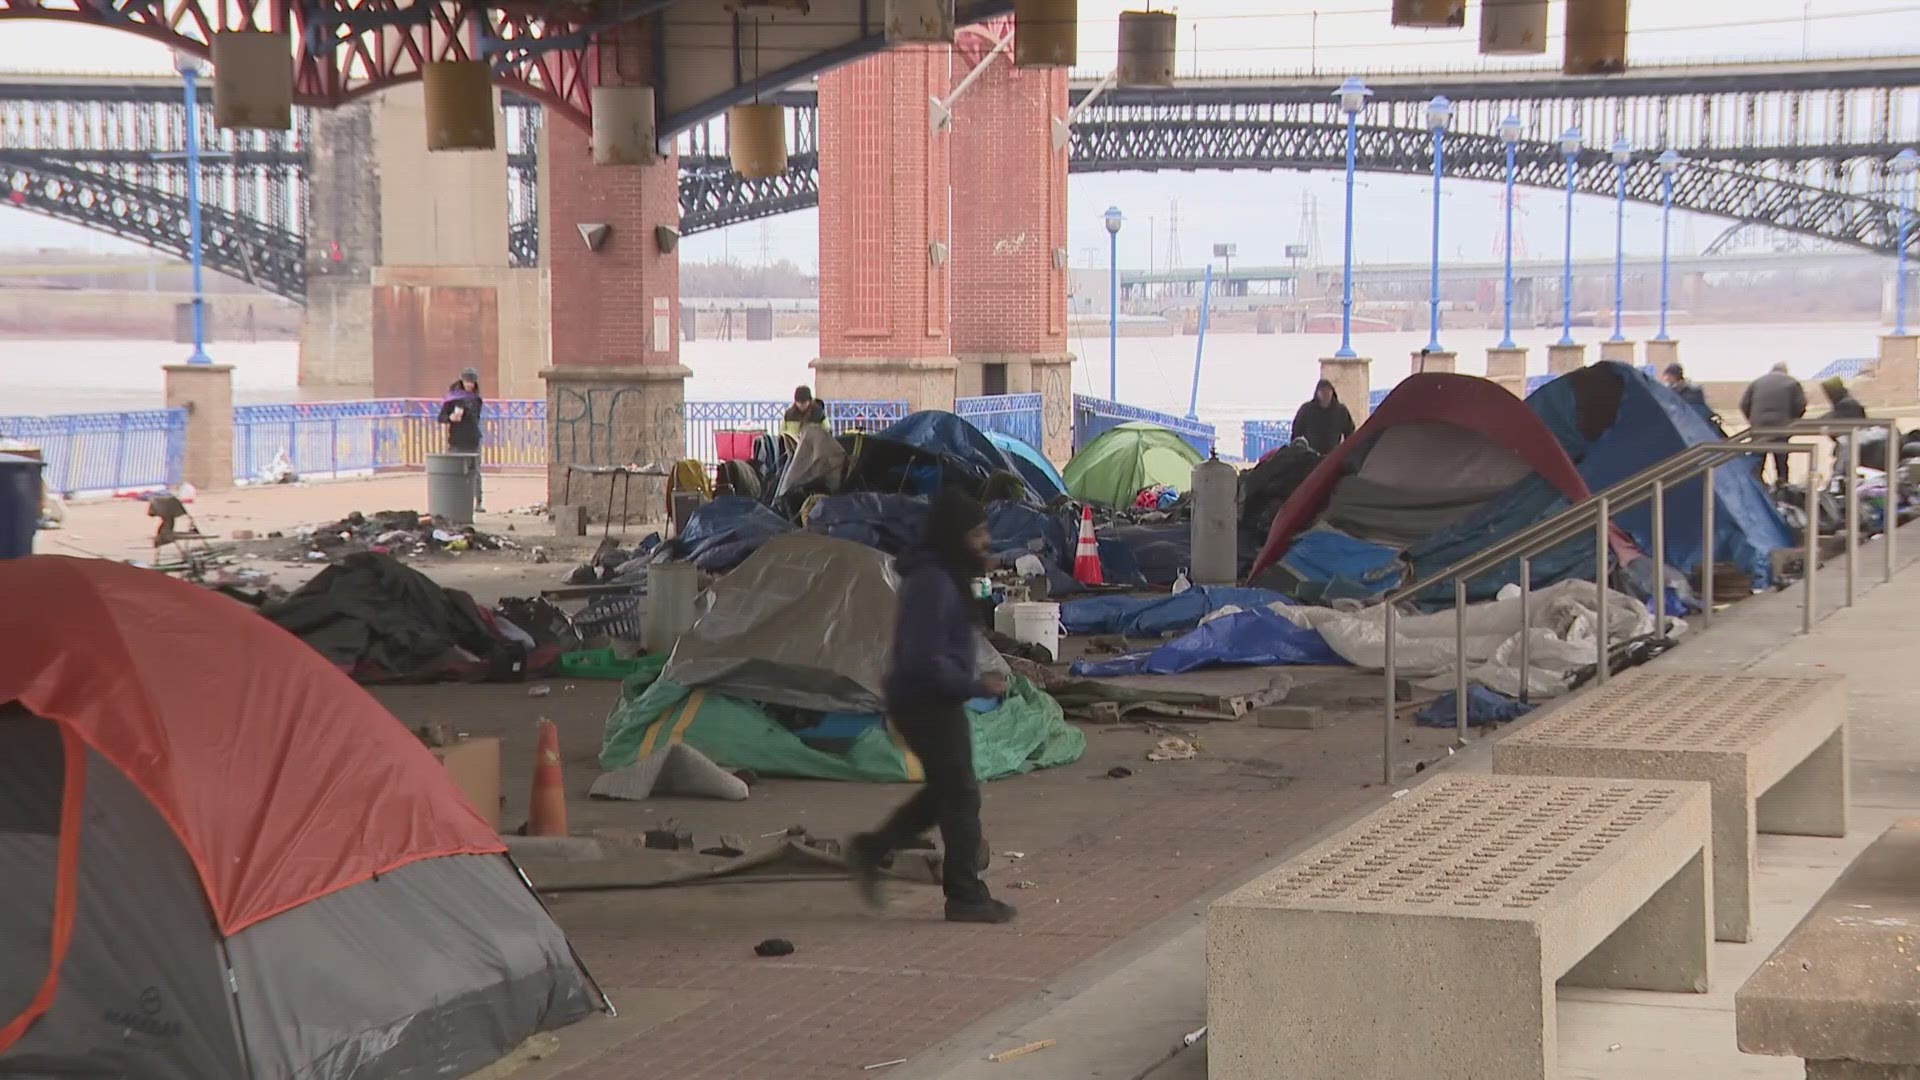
(438, 367), (486, 512)
(1661, 362), (1720, 430)
(849, 486), (1017, 925)
(1821, 375), (1867, 420)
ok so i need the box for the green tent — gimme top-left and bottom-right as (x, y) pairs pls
(1064, 422), (1205, 507)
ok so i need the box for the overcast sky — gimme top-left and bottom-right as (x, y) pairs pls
(0, 0), (1913, 268)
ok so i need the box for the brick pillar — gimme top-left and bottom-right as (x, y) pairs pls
(814, 45), (956, 412)
(948, 24), (1073, 464)
(164, 364), (234, 492)
(1547, 343), (1587, 374)
(1599, 339), (1637, 366)
(1320, 357), (1372, 426)
(299, 99), (378, 389)
(1486, 346), (1528, 398)
(1411, 349), (1456, 375)
(1644, 338), (1680, 374)
(539, 32), (688, 522)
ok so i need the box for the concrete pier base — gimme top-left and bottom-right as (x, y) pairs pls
(1319, 356), (1372, 424)
(1646, 338), (1681, 373)
(540, 364), (689, 522)
(1486, 346), (1529, 398)
(1547, 342), (1588, 375)
(956, 352), (1076, 464)
(1600, 339), (1638, 365)
(813, 357), (959, 416)
(164, 364), (235, 493)
(1858, 334), (1919, 409)
(1411, 349), (1456, 375)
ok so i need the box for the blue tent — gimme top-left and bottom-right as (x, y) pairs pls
(984, 431), (1067, 503)
(876, 411), (1024, 490)
(1528, 362), (1791, 588)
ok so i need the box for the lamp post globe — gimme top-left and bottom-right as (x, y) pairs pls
(1104, 205), (1124, 235)
(1335, 76), (1372, 117)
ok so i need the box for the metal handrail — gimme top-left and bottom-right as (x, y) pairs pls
(1377, 416), (1901, 783)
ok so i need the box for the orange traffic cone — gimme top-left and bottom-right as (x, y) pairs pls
(1073, 505), (1104, 586)
(527, 718), (569, 837)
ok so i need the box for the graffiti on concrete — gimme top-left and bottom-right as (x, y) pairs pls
(551, 384), (688, 467)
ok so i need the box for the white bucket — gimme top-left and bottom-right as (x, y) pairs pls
(1009, 601), (1063, 663)
(993, 601), (1018, 639)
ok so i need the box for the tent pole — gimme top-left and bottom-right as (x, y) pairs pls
(216, 936), (262, 1079)
(508, 855), (620, 1017)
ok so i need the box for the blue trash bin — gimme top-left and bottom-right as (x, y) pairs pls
(0, 453), (45, 560)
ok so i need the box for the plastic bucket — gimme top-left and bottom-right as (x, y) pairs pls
(1009, 601), (1062, 663)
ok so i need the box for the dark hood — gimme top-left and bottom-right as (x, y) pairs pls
(1311, 378), (1340, 405)
(904, 487), (988, 574)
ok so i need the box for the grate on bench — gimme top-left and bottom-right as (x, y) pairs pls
(1505, 672), (1831, 752)
(1252, 777), (1681, 911)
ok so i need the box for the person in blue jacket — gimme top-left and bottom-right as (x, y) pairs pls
(849, 487), (1016, 924)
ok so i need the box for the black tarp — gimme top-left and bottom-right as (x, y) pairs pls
(261, 553), (519, 683)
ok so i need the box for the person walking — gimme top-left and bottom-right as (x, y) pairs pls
(1291, 379), (1356, 456)
(1662, 363), (1720, 428)
(850, 488), (1016, 925)
(438, 367), (485, 513)
(1739, 362), (1807, 488)
(1820, 376), (1867, 420)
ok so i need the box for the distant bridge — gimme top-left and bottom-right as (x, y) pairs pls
(5, 57), (1920, 303)
(1123, 250), (1881, 291)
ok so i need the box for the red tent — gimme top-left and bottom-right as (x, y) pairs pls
(1250, 373), (1615, 579)
(0, 557), (600, 1078)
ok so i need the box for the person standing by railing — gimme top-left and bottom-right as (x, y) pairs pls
(438, 367), (485, 513)
(782, 385), (828, 439)
(1740, 362), (1807, 490)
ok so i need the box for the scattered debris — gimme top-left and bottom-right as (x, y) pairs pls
(1002, 851), (1026, 860)
(590, 744), (751, 802)
(1391, 789), (1411, 799)
(862, 1060), (908, 1071)
(753, 938), (795, 958)
(698, 844), (746, 858)
(232, 528), (256, 541)
(987, 1039), (1055, 1064)
(531, 546), (550, 564)
(1147, 736), (1198, 762)
(643, 824), (695, 851)
(1183, 1026), (1208, 1048)
(1607, 1044), (1622, 1053)
(1106, 766), (1134, 779)
(528, 685), (552, 697)
(283, 509), (520, 562)
(1009, 880), (1039, 890)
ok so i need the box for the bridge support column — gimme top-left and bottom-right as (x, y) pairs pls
(1547, 343), (1587, 374)
(539, 47), (687, 521)
(1412, 349), (1456, 376)
(814, 45), (955, 413)
(1320, 357), (1372, 425)
(1858, 334), (1919, 409)
(300, 99), (377, 389)
(1486, 346), (1528, 398)
(948, 25), (1074, 464)
(1645, 339), (1680, 374)
(1599, 339), (1637, 366)
(164, 364), (234, 492)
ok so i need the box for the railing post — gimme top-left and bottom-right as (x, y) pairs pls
(1595, 497), (1610, 686)
(1454, 578), (1469, 745)
(1803, 456), (1817, 635)
(1844, 427), (1858, 607)
(1651, 479), (1666, 638)
(1517, 558), (1531, 704)
(1887, 421), (1899, 583)
(1700, 463), (1715, 628)
(1383, 601), (1397, 786)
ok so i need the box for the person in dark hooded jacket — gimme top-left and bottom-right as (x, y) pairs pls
(1291, 379), (1355, 455)
(437, 367), (485, 512)
(1821, 376), (1867, 420)
(850, 487), (1016, 925)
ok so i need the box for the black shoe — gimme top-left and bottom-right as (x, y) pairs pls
(945, 897), (1018, 924)
(848, 835), (886, 910)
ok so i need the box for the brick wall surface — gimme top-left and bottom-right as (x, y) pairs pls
(950, 23), (1068, 356)
(818, 45), (951, 360)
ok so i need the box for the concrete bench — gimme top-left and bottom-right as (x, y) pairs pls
(1737, 819), (1920, 1079)
(1208, 775), (1713, 1080)
(1494, 669), (1847, 943)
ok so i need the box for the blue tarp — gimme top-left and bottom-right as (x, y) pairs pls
(1529, 362), (1791, 588)
(662, 496), (794, 572)
(1277, 528), (1407, 601)
(1061, 587), (1288, 637)
(985, 430), (1068, 504)
(878, 411), (1025, 490)
(1402, 475), (1592, 607)
(1068, 607), (1346, 677)
(1415, 686), (1536, 728)
(804, 493), (928, 557)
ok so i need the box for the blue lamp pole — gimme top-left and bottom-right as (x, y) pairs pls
(1557, 126), (1583, 348)
(1104, 206), (1124, 399)
(1333, 76), (1372, 359)
(1655, 149), (1681, 341)
(1424, 95), (1453, 353)
(1894, 149), (1919, 337)
(1498, 115), (1522, 349)
(175, 51), (212, 365)
(1608, 138), (1632, 344)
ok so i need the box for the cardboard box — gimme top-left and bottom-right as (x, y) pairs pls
(431, 736), (501, 832)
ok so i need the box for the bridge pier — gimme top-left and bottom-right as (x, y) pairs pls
(1599, 339), (1637, 366)
(1486, 346), (1528, 398)
(1320, 357), (1372, 425)
(1547, 343), (1587, 375)
(1645, 338), (1680, 375)
(1412, 349), (1456, 375)
(813, 46), (956, 413)
(1857, 334), (1919, 409)
(948, 25), (1074, 464)
(300, 99), (377, 389)
(538, 34), (688, 520)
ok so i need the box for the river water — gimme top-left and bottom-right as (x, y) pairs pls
(0, 320), (1880, 454)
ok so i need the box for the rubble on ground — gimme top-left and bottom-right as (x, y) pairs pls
(281, 509), (520, 562)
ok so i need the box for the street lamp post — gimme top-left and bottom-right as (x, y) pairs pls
(1655, 149), (1681, 342)
(1424, 95), (1453, 354)
(1333, 76), (1372, 359)
(1105, 206), (1124, 400)
(176, 51), (212, 365)
(1894, 149), (1919, 337)
(1498, 114), (1522, 350)
(1558, 127), (1582, 348)
(1608, 138), (1632, 344)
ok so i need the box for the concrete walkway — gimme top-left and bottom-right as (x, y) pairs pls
(897, 524), (1920, 1080)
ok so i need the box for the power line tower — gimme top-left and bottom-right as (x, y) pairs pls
(1164, 198), (1185, 296)
(1294, 192), (1322, 267)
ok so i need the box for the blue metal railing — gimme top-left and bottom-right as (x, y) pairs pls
(232, 399), (548, 483)
(1071, 395), (1216, 456)
(0, 409), (186, 497)
(956, 393), (1044, 448)
(684, 399), (910, 466)
(1241, 420), (1294, 460)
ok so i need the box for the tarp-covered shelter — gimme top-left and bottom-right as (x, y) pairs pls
(985, 430), (1068, 504)
(0, 558), (598, 1079)
(1064, 422), (1205, 508)
(878, 411), (1025, 491)
(1529, 362), (1792, 588)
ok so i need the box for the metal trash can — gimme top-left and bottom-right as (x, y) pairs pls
(426, 452), (479, 525)
(0, 453), (45, 560)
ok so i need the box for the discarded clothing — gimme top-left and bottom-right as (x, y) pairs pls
(1069, 607), (1346, 677)
(1415, 686), (1535, 729)
(658, 496), (793, 572)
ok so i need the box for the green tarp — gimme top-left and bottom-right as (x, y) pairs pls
(600, 660), (1085, 784)
(1064, 421), (1205, 508)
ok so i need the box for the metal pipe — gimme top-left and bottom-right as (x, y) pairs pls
(1611, 151), (1628, 343)
(1657, 170), (1675, 341)
(1595, 496), (1610, 685)
(1455, 577), (1469, 744)
(1517, 558), (1531, 704)
(1846, 428), (1859, 606)
(1651, 479), (1666, 638)
(1804, 464), (1818, 634)
(1559, 145), (1578, 348)
(1701, 464), (1716, 628)
(180, 63), (211, 365)
(1188, 263), (1212, 419)
(1500, 137), (1518, 349)
(1428, 121), (1447, 353)
(1337, 108), (1361, 359)
(1107, 220), (1120, 399)
(1888, 421), (1900, 582)
(1383, 601), (1397, 785)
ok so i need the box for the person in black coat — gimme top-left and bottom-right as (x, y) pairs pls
(850, 488), (1016, 925)
(1662, 363), (1722, 430)
(1291, 379), (1356, 455)
(437, 367), (485, 512)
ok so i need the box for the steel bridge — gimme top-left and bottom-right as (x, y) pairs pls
(5, 57), (1919, 304)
